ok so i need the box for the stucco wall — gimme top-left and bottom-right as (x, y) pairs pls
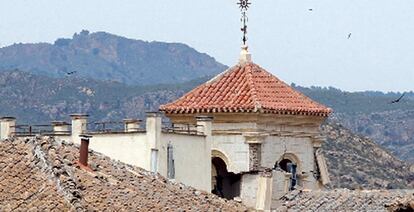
(160, 133), (210, 192)
(86, 133), (150, 170)
(261, 136), (319, 190)
(240, 173), (259, 208)
(211, 134), (250, 173)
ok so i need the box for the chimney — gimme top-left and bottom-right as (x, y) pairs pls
(196, 116), (213, 136)
(51, 121), (70, 135)
(78, 134), (92, 168)
(0, 117), (16, 139)
(70, 114), (88, 144)
(146, 112), (162, 172)
(123, 119), (141, 132)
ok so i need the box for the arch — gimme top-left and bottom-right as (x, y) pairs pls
(211, 149), (230, 168)
(275, 153), (301, 191)
(275, 153), (301, 173)
(211, 150), (241, 200)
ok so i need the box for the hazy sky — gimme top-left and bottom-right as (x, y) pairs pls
(0, 0), (413, 92)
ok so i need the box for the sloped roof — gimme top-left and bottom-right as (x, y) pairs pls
(0, 137), (248, 211)
(277, 189), (414, 211)
(160, 63), (332, 116)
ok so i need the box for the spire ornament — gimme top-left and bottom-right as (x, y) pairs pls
(238, 0), (251, 46)
(237, 0), (252, 64)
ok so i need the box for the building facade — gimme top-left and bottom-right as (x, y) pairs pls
(160, 47), (332, 209)
(0, 48), (331, 210)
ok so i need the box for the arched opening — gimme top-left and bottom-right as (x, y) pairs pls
(211, 157), (241, 200)
(277, 158), (298, 191)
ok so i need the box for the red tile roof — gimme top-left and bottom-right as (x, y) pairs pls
(160, 63), (332, 116)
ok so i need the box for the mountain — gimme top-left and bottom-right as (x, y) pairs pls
(0, 70), (200, 124)
(0, 70), (412, 189)
(323, 122), (413, 189)
(294, 85), (414, 163)
(0, 30), (226, 85)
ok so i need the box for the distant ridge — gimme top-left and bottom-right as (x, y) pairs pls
(0, 30), (226, 85)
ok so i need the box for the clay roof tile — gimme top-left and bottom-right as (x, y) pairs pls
(160, 63), (332, 116)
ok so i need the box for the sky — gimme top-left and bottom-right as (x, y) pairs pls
(0, 0), (413, 92)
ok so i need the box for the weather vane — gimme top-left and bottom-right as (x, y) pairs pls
(238, 0), (251, 45)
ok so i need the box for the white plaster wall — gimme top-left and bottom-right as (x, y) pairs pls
(212, 122), (256, 131)
(87, 133), (150, 170)
(211, 134), (250, 173)
(240, 173), (259, 208)
(271, 171), (289, 207)
(160, 133), (210, 192)
(261, 136), (319, 190)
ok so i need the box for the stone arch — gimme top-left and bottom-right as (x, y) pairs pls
(211, 149), (230, 168)
(276, 153), (301, 173)
(275, 153), (301, 191)
(211, 149), (241, 200)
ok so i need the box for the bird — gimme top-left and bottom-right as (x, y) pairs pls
(390, 93), (406, 104)
(347, 33), (352, 39)
(308, 8), (313, 11)
(65, 71), (77, 76)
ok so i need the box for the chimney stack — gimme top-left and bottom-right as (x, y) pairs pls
(70, 114), (88, 144)
(0, 117), (16, 140)
(78, 134), (92, 168)
(123, 119), (141, 132)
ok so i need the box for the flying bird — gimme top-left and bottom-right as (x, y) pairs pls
(308, 8), (313, 11)
(390, 93), (406, 104)
(66, 71), (77, 76)
(347, 33), (352, 39)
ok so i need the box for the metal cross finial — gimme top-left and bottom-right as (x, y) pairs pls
(238, 0), (251, 10)
(238, 0), (251, 45)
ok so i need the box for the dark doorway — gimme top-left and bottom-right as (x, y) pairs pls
(278, 159), (297, 190)
(211, 157), (241, 200)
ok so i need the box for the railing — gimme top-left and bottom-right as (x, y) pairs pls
(11, 124), (71, 137)
(85, 121), (144, 134)
(162, 123), (204, 135)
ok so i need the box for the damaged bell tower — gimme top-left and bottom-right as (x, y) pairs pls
(160, 0), (332, 210)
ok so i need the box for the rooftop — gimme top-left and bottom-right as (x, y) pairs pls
(161, 62), (332, 116)
(0, 137), (247, 211)
(276, 189), (414, 211)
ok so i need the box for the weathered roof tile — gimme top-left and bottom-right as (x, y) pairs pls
(161, 63), (332, 116)
(0, 137), (248, 211)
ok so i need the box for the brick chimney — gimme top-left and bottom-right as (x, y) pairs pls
(78, 134), (92, 170)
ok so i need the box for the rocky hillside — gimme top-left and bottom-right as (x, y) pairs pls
(333, 111), (414, 162)
(0, 30), (226, 85)
(296, 85), (414, 163)
(323, 122), (413, 189)
(0, 70), (200, 123)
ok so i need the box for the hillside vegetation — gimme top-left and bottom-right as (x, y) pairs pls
(295, 85), (414, 162)
(0, 30), (225, 85)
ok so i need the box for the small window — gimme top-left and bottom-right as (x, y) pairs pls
(167, 144), (175, 179)
(151, 149), (158, 173)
